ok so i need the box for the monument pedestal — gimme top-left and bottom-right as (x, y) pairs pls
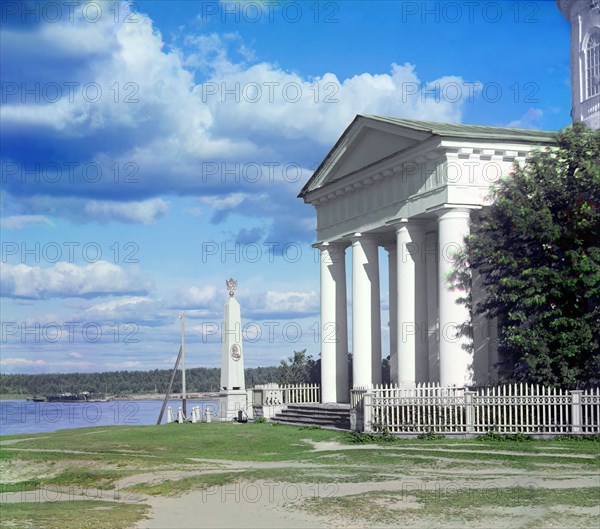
(218, 390), (248, 421)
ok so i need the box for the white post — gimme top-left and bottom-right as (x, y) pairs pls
(319, 242), (349, 403)
(246, 389), (254, 419)
(437, 208), (473, 387)
(363, 392), (373, 433)
(177, 406), (184, 423)
(351, 234), (381, 388)
(465, 390), (474, 434)
(571, 390), (583, 434)
(396, 221), (428, 388)
(166, 406), (174, 423)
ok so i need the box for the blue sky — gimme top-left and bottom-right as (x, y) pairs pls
(0, 0), (572, 374)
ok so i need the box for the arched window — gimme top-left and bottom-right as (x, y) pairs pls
(586, 31), (600, 98)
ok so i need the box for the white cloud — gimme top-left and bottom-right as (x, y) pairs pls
(84, 198), (169, 224)
(3, 16), (481, 196)
(0, 262), (152, 299)
(200, 193), (249, 210)
(173, 285), (219, 312)
(202, 58), (480, 147)
(0, 357), (94, 370)
(0, 357), (47, 366)
(106, 361), (144, 368)
(80, 296), (168, 326)
(10, 196), (169, 225)
(0, 215), (53, 229)
(2, 7), (483, 242)
(506, 108), (544, 129)
(243, 289), (319, 318)
(263, 290), (319, 314)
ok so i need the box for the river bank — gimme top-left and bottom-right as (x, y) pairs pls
(111, 392), (221, 401)
(0, 392), (221, 401)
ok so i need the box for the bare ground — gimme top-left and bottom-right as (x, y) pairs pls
(2, 439), (598, 528)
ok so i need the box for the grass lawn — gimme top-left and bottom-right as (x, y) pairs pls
(1, 423), (599, 528)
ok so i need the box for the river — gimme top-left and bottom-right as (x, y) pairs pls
(0, 399), (219, 436)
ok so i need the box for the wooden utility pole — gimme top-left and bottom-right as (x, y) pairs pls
(180, 313), (187, 417)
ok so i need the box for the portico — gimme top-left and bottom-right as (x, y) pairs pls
(299, 116), (555, 402)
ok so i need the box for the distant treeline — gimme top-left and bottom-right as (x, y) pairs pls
(0, 366), (281, 396)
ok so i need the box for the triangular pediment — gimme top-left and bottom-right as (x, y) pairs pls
(299, 115), (555, 200)
(300, 115), (431, 197)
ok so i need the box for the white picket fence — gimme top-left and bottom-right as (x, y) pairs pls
(253, 383), (320, 406)
(352, 383), (600, 435)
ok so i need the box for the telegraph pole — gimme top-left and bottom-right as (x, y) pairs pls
(179, 313), (187, 417)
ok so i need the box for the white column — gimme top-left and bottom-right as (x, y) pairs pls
(320, 242), (348, 402)
(351, 234), (381, 388)
(320, 242), (335, 403)
(369, 239), (382, 386)
(425, 229), (440, 383)
(437, 208), (473, 387)
(385, 243), (398, 385)
(396, 221), (427, 388)
(335, 243), (350, 402)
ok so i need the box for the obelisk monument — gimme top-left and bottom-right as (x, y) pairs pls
(218, 278), (247, 420)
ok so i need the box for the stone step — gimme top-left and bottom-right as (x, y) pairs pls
(271, 417), (350, 430)
(277, 409), (350, 419)
(271, 404), (351, 430)
(272, 413), (350, 424)
(286, 403), (351, 410)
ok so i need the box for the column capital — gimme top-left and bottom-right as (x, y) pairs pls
(427, 204), (480, 220)
(386, 218), (429, 233)
(348, 232), (380, 245)
(313, 240), (350, 250)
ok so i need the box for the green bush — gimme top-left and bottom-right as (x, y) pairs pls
(416, 428), (446, 440)
(554, 434), (600, 442)
(346, 429), (399, 444)
(478, 430), (533, 442)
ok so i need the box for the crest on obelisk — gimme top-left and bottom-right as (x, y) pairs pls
(226, 278), (237, 297)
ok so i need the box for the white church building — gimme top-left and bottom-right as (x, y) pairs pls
(558, 0), (600, 130)
(300, 1), (599, 404)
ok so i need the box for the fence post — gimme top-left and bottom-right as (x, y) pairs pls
(570, 390), (583, 434)
(465, 390), (474, 434)
(364, 392), (373, 433)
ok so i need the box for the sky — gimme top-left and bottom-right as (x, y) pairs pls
(0, 0), (573, 374)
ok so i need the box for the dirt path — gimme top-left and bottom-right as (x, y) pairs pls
(2, 440), (597, 528)
(132, 471), (599, 529)
(304, 439), (598, 458)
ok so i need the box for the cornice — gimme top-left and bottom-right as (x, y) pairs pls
(304, 141), (539, 207)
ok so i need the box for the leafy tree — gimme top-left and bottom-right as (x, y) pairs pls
(456, 122), (599, 388)
(0, 365), (281, 396)
(277, 349), (319, 384)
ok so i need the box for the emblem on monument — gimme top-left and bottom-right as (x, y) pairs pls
(226, 278), (237, 297)
(230, 343), (241, 361)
